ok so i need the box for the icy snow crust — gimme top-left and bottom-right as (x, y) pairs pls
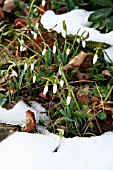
(0, 100), (48, 126)
(0, 132), (113, 170)
(41, 9), (113, 62)
(0, 9), (113, 170)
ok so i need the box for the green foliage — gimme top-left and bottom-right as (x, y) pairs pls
(88, 0), (113, 32)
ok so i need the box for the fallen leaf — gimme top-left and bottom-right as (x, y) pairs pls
(0, 7), (4, 21)
(3, 0), (16, 12)
(76, 71), (89, 80)
(102, 69), (112, 77)
(38, 92), (48, 99)
(23, 110), (36, 133)
(63, 51), (93, 71)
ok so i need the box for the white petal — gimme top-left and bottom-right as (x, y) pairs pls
(42, 0), (46, 6)
(62, 29), (66, 38)
(66, 96), (71, 105)
(35, 23), (39, 30)
(53, 45), (56, 54)
(66, 48), (70, 56)
(33, 75), (36, 83)
(42, 48), (46, 56)
(53, 84), (57, 94)
(24, 63), (28, 71)
(59, 67), (62, 75)
(93, 54), (98, 64)
(82, 40), (86, 48)
(60, 79), (64, 88)
(43, 85), (48, 95)
(12, 70), (18, 77)
(31, 63), (34, 71)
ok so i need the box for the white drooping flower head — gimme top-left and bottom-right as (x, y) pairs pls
(43, 81), (49, 95)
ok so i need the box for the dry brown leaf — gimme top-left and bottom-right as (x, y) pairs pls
(23, 110), (36, 133)
(38, 92), (48, 99)
(63, 51), (93, 71)
(102, 69), (112, 77)
(76, 71), (89, 80)
(0, 7), (4, 21)
(3, 0), (16, 12)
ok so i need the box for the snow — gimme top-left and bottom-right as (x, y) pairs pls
(0, 132), (113, 170)
(41, 9), (113, 62)
(0, 100), (49, 132)
(0, 8), (113, 170)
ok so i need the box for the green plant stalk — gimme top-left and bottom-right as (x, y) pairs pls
(61, 70), (80, 111)
(104, 85), (113, 102)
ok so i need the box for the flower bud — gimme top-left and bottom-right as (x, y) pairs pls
(24, 63), (28, 71)
(42, 48), (47, 56)
(43, 81), (49, 95)
(93, 53), (98, 64)
(60, 79), (64, 88)
(53, 83), (57, 94)
(33, 74), (36, 83)
(12, 70), (18, 77)
(66, 95), (71, 105)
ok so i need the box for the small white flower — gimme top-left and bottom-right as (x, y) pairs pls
(12, 70), (18, 77)
(53, 45), (56, 54)
(30, 63), (34, 71)
(42, 48), (46, 56)
(43, 83), (48, 95)
(53, 84), (57, 94)
(60, 79), (64, 88)
(82, 40), (86, 48)
(66, 96), (71, 105)
(24, 63), (28, 71)
(20, 46), (26, 52)
(66, 48), (70, 56)
(20, 45), (24, 52)
(19, 39), (24, 45)
(62, 29), (66, 38)
(31, 30), (37, 40)
(77, 38), (80, 44)
(42, 0), (46, 6)
(35, 23), (39, 30)
(33, 74), (36, 83)
(83, 31), (89, 39)
(93, 53), (98, 64)
(59, 67), (62, 75)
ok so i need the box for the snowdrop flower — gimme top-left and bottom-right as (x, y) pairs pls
(20, 45), (24, 52)
(82, 40), (86, 48)
(83, 31), (89, 39)
(24, 63), (28, 71)
(66, 48), (70, 56)
(18, 38), (25, 52)
(42, 0), (46, 6)
(62, 21), (67, 38)
(19, 39), (24, 45)
(53, 83), (57, 94)
(42, 48), (47, 56)
(53, 45), (57, 54)
(33, 74), (36, 83)
(30, 63), (34, 71)
(60, 79), (64, 88)
(43, 81), (49, 95)
(12, 70), (18, 77)
(66, 95), (71, 105)
(59, 67), (62, 76)
(31, 30), (37, 40)
(35, 23), (39, 30)
(93, 53), (98, 64)
(77, 38), (80, 44)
